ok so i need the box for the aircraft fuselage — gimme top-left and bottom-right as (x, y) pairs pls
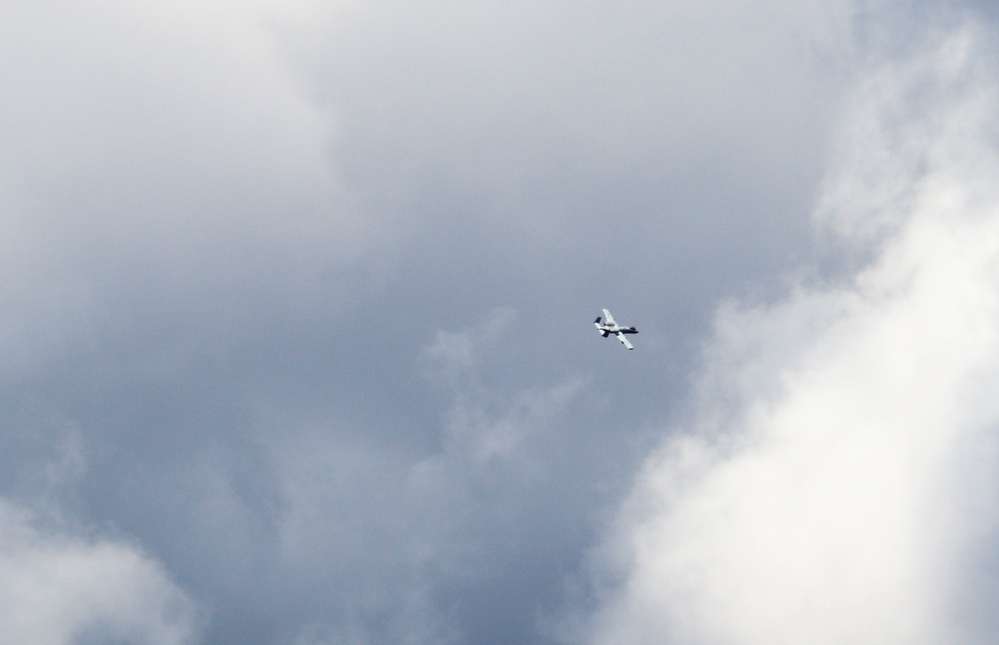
(595, 310), (638, 349)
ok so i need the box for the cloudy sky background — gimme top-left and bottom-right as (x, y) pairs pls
(4, 1), (999, 643)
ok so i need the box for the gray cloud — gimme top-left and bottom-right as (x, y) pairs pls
(4, 1), (999, 643)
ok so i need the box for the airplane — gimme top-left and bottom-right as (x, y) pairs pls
(594, 308), (638, 350)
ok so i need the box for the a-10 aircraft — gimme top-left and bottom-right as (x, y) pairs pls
(594, 308), (638, 350)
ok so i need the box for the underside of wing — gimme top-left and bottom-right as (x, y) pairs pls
(602, 308), (616, 326)
(616, 332), (634, 349)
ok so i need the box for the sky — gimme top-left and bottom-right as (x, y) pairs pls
(3, 1), (999, 643)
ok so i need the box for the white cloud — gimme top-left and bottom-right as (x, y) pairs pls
(0, 500), (199, 645)
(581, 26), (999, 645)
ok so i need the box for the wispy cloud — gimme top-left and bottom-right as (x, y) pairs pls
(260, 308), (586, 642)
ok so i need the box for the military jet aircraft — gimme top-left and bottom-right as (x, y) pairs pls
(594, 308), (638, 350)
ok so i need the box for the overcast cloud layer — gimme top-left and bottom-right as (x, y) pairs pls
(4, 1), (999, 643)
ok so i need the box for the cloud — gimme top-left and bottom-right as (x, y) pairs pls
(8, 1), (998, 643)
(218, 308), (590, 642)
(0, 0), (378, 384)
(0, 500), (199, 644)
(580, 26), (999, 645)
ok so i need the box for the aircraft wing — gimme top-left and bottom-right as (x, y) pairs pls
(602, 309), (617, 327)
(616, 332), (634, 350)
